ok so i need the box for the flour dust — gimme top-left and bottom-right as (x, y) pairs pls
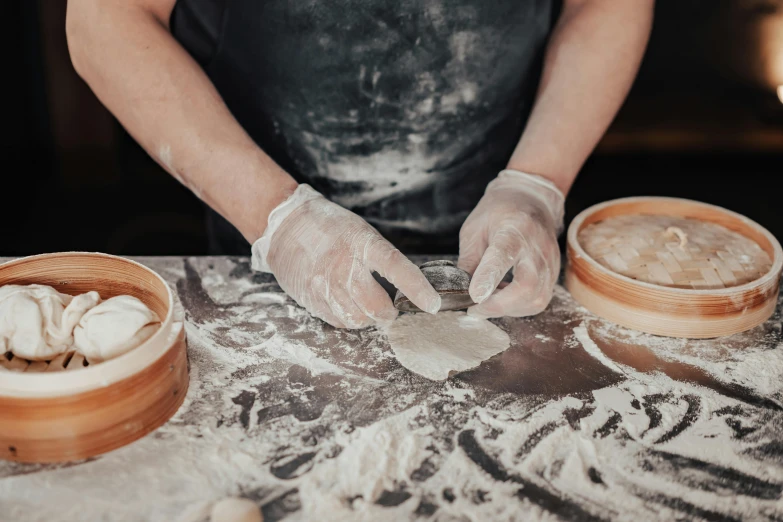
(2, 259), (783, 522)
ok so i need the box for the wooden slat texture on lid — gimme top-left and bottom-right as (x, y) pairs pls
(566, 197), (783, 338)
(578, 215), (772, 289)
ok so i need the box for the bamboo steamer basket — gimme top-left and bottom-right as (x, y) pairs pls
(0, 253), (188, 463)
(565, 197), (783, 339)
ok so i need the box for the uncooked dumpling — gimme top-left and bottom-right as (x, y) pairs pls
(0, 285), (101, 360)
(73, 295), (161, 362)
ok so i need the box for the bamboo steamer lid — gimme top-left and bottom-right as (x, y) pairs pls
(565, 197), (783, 338)
(0, 253), (189, 463)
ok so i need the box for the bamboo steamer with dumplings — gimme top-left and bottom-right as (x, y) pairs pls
(565, 197), (783, 339)
(0, 253), (188, 463)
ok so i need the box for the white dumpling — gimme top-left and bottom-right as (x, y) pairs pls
(73, 295), (161, 362)
(0, 285), (101, 360)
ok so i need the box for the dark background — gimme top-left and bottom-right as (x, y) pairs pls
(3, 0), (783, 257)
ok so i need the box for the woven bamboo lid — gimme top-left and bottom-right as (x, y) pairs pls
(578, 214), (772, 289)
(565, 198), (783, 339)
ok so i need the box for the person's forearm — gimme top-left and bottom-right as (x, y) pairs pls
(507, 0), (654, 195)
(66, 0), (297, 243)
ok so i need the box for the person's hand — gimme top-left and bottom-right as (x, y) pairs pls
(251, 185), (441, 329)
(458, 170), (565, 319)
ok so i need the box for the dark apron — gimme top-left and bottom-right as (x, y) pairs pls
(171, 0), (556, 254)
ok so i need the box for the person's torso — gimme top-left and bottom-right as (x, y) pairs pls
(171, 0), (555, 248)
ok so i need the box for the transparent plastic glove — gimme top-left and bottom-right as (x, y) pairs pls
(251, 184), (441, 328)
(458, 169), (565, 319)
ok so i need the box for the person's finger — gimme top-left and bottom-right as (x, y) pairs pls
(468, 247), (553, 319)
(467, 280), (552, 319)
(468, 227), (526, 304)
(327, 285), (374, 329)
(457, 225), (486, 276)
(306, 276), (348, 328)
(527, 228), (561, 291)
(368, 240), (441, 314)
(305, 293), (348, 328)
(349, 273), (398, 326)
(542, 236), (561, 288)
(310, 307), (348, 329)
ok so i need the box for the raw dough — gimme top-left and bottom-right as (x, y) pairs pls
(0, 285), (101, 360)
(210, 497), (263, 522)
(384, 311), (511, 380)
(74, 295), (161, 362)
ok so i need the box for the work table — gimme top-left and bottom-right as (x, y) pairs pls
(1, 256), (782, 521)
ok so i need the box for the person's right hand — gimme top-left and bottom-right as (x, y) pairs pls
(251, 185), (441, 329)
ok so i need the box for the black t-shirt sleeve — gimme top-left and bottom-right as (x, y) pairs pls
(170, 0), (228, 68)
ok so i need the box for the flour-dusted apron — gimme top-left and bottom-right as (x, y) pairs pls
(171, 0), (557, 254)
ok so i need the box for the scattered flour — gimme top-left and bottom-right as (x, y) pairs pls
(573, 322), (629, 376)
(3, 258), (783, 522)
(298, 408), (429, 521)
(584, 309), (783, 400)
(254, 335), (348, 377)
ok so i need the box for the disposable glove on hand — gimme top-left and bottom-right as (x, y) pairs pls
(458, 169), (565, 319)
(251, 184), (441, 329)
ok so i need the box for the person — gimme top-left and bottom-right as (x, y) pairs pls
(66, 0), (654, 329)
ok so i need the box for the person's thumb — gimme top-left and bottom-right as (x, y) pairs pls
(468, 228), (525, 304)
(457, 228), (485, 276)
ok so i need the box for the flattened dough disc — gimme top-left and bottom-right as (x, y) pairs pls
(384, 311), (511, 380)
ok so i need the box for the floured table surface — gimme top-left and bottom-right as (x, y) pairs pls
(2, 256), (783, 522)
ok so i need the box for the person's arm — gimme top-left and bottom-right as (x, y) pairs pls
(459, 0), (654, 318)
(67, 0), (440, 328)
(66, 0), (297, 243)
(508, 0), (654, 194)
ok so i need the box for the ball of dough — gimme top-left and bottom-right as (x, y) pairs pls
(73, 295), (161, 362)
(210, 497), (263, 522)
(0, 285), (101, 360)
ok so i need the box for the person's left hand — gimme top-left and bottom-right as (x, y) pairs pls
(457, 169), (565, 319)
